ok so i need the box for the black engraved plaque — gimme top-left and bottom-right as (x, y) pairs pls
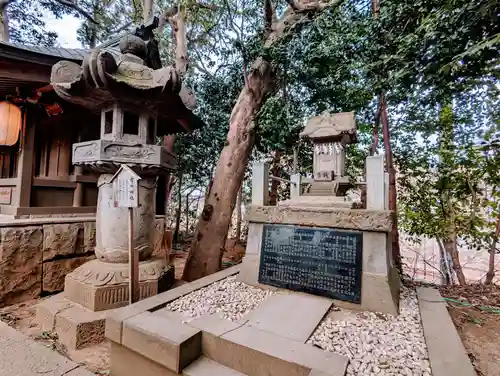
(258, 224), (362, 303)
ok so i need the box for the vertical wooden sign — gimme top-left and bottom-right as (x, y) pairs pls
(111, 165), (141, 304)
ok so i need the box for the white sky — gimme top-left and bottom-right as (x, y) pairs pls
(44, 13), (82, 48)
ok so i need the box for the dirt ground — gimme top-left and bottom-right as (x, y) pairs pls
(439, 284), (500, 376)
(0, 298), (111, 374)
(0, 238), (246, 374)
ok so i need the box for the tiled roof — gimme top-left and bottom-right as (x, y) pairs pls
(0, 41), (88, 62)
(0, 35), (127, 65)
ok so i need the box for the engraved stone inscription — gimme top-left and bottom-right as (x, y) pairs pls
(258, 224), (362, 303)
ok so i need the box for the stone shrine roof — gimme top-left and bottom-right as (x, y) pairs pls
(300, 111), (357, 143)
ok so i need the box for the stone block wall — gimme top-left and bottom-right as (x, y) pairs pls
(0, 218), (167, 307)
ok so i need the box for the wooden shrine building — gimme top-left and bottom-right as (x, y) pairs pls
(0, 41), (98, 217)
(0, 39), (198, 218)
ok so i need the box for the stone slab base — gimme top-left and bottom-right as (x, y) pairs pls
(36, 294), (111, 350)
(417, 287), (476, 376)
(65, 258), (175, 311)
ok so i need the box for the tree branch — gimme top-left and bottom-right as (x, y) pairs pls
(283, 0), (299, 11)
(0, 0), (16, 10)
(52, 0), (99, 24)
(264, 0), (274, 37)
(109, 21), (133, 35)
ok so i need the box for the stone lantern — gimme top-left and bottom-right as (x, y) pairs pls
(46, 34), (204, 312)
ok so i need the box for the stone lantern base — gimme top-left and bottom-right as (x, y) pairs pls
(64, 258), (174, 312)
(36, 258), (174, 350)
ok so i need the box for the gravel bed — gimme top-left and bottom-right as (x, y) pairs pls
(307, 287), (431, 376)
(165, 276), (274, 321)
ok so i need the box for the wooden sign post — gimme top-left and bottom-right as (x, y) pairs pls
(111, 165), (141, 305)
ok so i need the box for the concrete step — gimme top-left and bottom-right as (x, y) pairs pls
(183, 356), (246, 376)
(121, 311), (201, 373)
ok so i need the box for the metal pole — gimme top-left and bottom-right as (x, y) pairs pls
(128, 207), (139, 304)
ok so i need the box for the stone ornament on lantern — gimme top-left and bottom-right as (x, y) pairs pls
(49, 34), (205, 312)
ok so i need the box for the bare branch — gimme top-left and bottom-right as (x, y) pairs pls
(52, 0), (99, 24)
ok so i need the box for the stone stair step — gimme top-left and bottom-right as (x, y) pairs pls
(186, 314), (348, 376)
(122, 311), (201, 373)
(183, 356), (247, 376)
(245, 293), (332, 343)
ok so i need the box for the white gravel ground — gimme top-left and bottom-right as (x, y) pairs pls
(165, 278), (430, 376)
(165, 276), (275, 321)
(307, 287), (431, 376)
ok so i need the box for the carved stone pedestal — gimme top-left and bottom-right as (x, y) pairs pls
(64, 258), (174, 311)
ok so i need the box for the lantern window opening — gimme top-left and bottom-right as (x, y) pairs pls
(147, 117), (156, 144)
(104, 110), (113, 134)
(123, 111), (140, 136)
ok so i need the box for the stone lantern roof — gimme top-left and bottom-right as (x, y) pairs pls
(300, 111), (357, 144)
(49, 35), (205, 135)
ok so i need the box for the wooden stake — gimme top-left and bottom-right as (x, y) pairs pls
(128, 207), (139, 304)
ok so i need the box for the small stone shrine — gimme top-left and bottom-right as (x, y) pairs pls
(35, 32), (204, 348)
(238, 112), (400, 315)
(280, 111), (357, 209)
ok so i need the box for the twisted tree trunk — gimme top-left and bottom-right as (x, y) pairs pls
(183, 0), (344, 281)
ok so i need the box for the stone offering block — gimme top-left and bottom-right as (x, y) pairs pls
(258, 224), (362, 303)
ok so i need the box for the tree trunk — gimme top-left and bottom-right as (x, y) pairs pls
(160, 6), (189, 214)
(269, 150), (281, 206)
(182, 62), (273, 281)
(485, 217), (500, 284)
(235, 185), (243, 240)
(0, 1), (10, 42)
(173, 8), (188, 74)
(173, 172), (183, 243)
(371, 0), (400, 270)
(380, 95), (402, 271)
(183, 0), (341, 281)
(185, 193), (190, 233)
(438, 102), (466, 285)
(443, 236), (466, 285)
(142, 0), (153, 22)
(437, 237), (453, 285)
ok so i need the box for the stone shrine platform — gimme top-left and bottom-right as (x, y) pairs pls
(103, 265), (475, 376)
